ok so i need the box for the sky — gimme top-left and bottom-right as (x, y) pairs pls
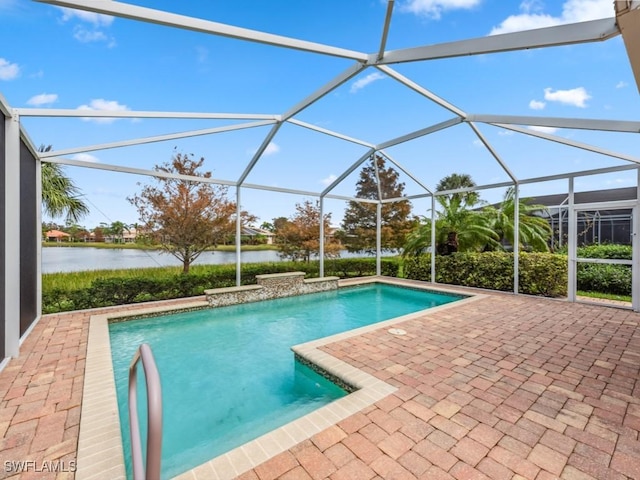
(1, 0), (640, 230)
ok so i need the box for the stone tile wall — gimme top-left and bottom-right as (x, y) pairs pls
(205, 272), (339, 308)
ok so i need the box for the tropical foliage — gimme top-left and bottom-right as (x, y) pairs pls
(39, 145), (89, 223)
(483, 187), (552, 252)
(403, 174), (552, 256)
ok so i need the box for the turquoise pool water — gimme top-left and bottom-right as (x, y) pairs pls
(109, 283), (463, 478)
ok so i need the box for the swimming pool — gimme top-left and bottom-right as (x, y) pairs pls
(107, 281), (465, 478)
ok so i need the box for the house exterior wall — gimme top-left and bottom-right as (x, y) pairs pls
(19, 140), (37, 336)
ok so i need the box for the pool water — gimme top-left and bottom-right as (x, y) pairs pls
(109, 283), (462, 478)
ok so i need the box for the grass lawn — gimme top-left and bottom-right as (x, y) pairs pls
(577, 290), (631, 303)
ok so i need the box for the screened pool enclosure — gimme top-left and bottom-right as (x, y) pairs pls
(2, 0), (640, 361)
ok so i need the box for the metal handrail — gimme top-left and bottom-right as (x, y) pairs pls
(129, 343), (163, 480)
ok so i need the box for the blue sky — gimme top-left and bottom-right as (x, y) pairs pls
(1, 0), (639, 229)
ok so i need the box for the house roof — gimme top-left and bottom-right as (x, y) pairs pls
(45, 230), (71, 238)
(529, 186), (637, 208)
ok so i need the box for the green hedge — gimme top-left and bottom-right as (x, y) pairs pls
(42, 258), (401, 314)
(403, 252), (567, 297)
(577, 263), (631, 296)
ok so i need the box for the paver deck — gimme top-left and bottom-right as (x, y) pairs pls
(1, 284), (639, 479)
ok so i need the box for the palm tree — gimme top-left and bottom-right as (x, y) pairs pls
(39, 145), (89, 223)
(403, 196), (499, 256)
(483, 187), (552, 252)
(435, 173), (481, 210)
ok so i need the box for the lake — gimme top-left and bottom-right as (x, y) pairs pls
(41, 247), (385, 273)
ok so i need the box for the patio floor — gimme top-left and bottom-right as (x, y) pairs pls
(1, 284), (639, 479)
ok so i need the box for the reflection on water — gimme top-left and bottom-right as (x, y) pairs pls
(41, 247), (385, 273)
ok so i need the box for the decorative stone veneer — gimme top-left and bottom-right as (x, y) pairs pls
(204, 271), (340, 307)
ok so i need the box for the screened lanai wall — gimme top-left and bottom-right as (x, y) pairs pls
(3, 0), (640, 363)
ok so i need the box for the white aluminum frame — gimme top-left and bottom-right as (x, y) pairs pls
(0, 0), (638, 360)
(569, 200), (639, 311)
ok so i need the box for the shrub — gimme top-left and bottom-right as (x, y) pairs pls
(41, 257), (401, 313)
(403, 252), (567, 297)
(577, 263), (631, 296)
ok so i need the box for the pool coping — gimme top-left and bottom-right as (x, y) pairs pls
(76, 277), (485, 480)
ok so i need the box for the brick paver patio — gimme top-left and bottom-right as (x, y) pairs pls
(1, 285), (639, 479)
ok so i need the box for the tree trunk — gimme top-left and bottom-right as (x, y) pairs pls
(182, 258), (190, 274)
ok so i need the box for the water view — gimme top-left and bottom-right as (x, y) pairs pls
(41, 247), (387, 273)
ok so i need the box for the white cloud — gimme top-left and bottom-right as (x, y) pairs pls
(528, 125), (559, 134)
(71, 153), (99, 163)
(544, 87), (591, 107)
(0, 58), (20, 80)
(59, 7), (114, 26)
(399, 0), (482, 19)
(321, 174), (338, 186)
(616, 81), (629, 89)
(77, 99), (130, 124)
(529, 99), (546, 110)
(490, 0), (613, 35)
(59, 7), (115, 45)
(27, 93), (58, 106)
(605, 178), (632, 186)
(498, 130), (514, 136)
(350, 72), (385, 93)
(472, 139), (483, 147)
(73, 27), (108, 43)
(264, 142), (280, 156)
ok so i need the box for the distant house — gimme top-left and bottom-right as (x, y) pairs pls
(45, 230), (71, 242)
(242, 226), (275, 245)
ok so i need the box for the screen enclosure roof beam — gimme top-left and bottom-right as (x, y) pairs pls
(467, 122), (518, 182)
(377, 0), (395, 62)
(36, 0), (368, 61)
(237, 123), (282, 186)
(281, 63), (367, 121)
(378, 149), (433, 195)
(468, 114), (640, 132)
(376, 65), (467, 117)
(286, 119), (375, 148)
(492, 123), (640, 165)
(376, 117), (463, 150)
(15, 108), (278, 121)
(38, 121), (276, 158)
(321, 149), (375, 197)
(379, 18), (620, 64)
(45, 156), (237, 187)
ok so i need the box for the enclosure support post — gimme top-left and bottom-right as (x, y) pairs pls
(376, 202), (381, 276)
(430, 195), (436, 283)
(568, 178), (576, 302)
(4, 111), (20, 357)
(513, 184), (520, 294)
(36, 157), (42, 318)
(633, 168), (640, 311)
(235, 188), (241, 287)
(319, 196), (325, 278)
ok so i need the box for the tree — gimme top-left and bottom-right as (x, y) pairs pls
(340, 154), (416, 253)
(39, 145), (89, 223)
(128, 152), (254, 273)
(403, 173), (498, 256)
(435, 172), (480, 210)
(276, 200), (341, 262)
(483, 187), (552, 252)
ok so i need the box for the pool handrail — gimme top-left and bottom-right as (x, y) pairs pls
(129, 343), (163, 480)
